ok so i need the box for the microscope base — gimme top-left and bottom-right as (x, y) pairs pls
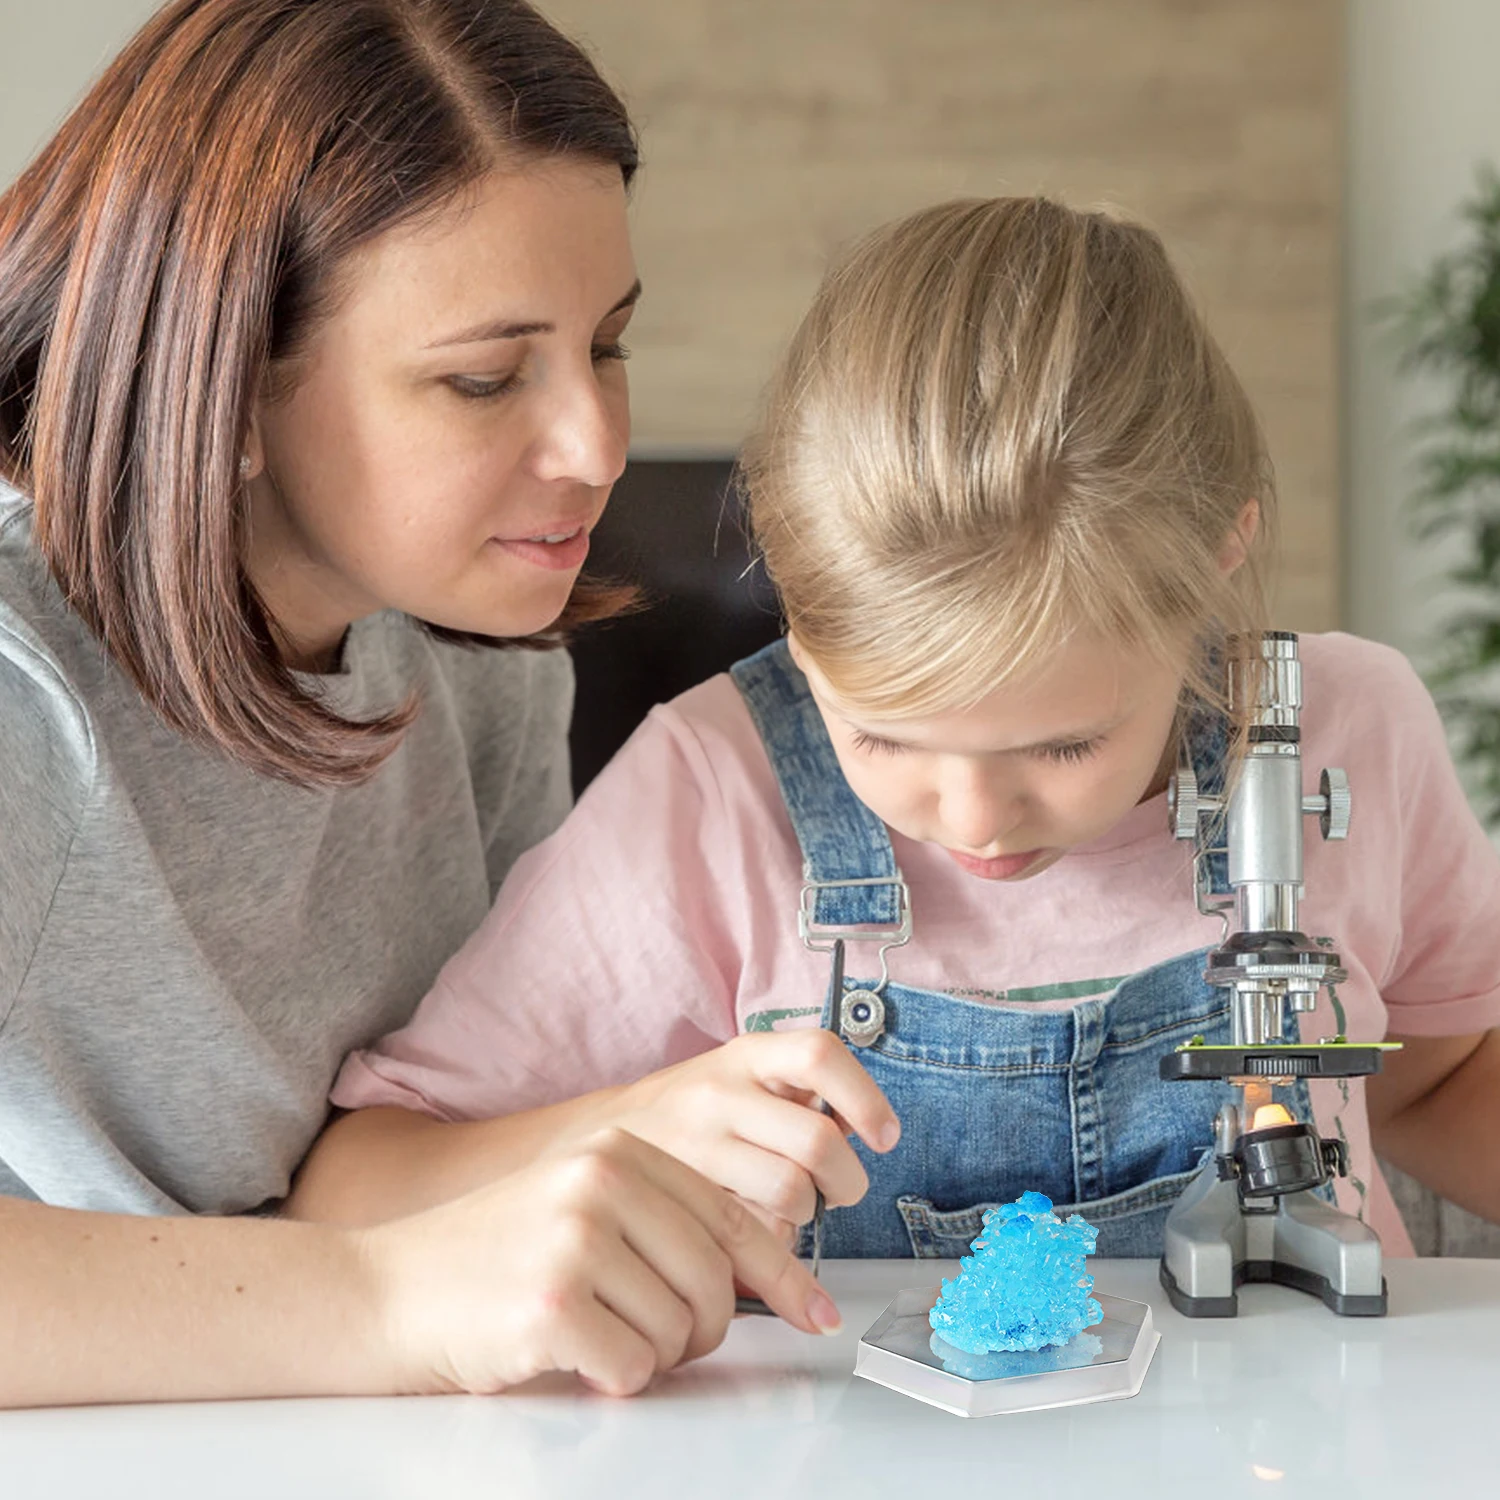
(1159, 1162), (1387, 1318)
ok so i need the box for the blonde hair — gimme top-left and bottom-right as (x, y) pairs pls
(740, 196), (1275, 737)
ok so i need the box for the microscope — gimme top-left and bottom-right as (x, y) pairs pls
(1160, 631), (1398, 1317)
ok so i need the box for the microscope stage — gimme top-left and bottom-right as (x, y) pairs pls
(1161, 1041), (1397, 1081)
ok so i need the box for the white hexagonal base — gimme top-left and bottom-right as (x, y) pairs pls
(854, 1286), (1159, 1417)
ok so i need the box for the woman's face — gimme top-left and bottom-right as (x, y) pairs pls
(249, 159), (637, 667)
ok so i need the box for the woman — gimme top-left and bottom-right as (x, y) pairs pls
(0, 0), (835, 1407)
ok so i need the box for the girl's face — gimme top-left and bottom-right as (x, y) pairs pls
(791, 631), (1187, 881)
(248, 159), (637, 668)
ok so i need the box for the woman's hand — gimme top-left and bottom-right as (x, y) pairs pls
(598, 1031), (901, 1232)
(362, 1126), (841, 1397)
(291, 1033), (899, 1246)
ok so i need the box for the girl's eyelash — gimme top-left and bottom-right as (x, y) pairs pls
(850, 729), (908, 757)
(447, 342), (629, 401)
(851, 729), (1103, 763)
(1036, 738), (1102, 765)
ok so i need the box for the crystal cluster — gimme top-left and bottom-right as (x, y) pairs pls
(928, 1190), (1101, 1355)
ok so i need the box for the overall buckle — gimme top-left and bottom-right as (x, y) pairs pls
(797, 874), (912, 996)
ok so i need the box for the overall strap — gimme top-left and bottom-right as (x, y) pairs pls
(1183, 700), (1232, 897)
(729, 640), (906, 930)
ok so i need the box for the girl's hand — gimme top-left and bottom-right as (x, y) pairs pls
(362, 1127), (842, 1397)
(597, 1032), (901, 1230)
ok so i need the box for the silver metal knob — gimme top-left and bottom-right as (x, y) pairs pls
(1319, 768), (1351, 841)
(1168, 764), (1200, 841)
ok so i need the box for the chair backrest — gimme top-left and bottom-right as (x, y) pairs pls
(568, 459), (782, 793)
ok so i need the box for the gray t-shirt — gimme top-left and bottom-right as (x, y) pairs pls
(0, 489), (573, 1215)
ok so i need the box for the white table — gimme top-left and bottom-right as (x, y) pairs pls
(2, 1258), (1495, 1499)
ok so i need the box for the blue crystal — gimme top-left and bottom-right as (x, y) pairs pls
(927, 1190), (1102, 1354)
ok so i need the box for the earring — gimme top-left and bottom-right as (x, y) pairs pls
(239, 455), (252, 481)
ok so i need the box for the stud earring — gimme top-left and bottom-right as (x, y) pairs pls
(239, 455), (252, 481)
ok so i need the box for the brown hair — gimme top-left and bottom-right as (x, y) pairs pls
(741, 196), (1275, 754)
(0, 0), (637, 786)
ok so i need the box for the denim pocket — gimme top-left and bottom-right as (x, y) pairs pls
(896, 1163), (1206, 1260)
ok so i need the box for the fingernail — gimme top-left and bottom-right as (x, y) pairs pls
(877, 1120), (901, 1152)
(808, 1290), (843, 1334)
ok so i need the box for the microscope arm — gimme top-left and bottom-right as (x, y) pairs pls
(1368, 1025), (1500, 1225)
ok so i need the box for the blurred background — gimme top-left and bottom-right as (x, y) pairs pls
(3, 0), (1497, 1251)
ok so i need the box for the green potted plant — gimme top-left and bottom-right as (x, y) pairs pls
(1389, 165), (1500, 824)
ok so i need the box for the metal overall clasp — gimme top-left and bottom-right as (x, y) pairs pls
(797, 873), (911, 1046)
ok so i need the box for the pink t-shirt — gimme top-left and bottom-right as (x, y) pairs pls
(335, 633), (1500, 1253)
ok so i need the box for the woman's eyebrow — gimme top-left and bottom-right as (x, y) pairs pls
(426, 279), (642, 349)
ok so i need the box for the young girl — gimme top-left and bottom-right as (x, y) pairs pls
(298, 197), (1500, 1262)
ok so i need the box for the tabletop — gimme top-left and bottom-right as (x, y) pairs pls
(2, 1257), (1495, 1500)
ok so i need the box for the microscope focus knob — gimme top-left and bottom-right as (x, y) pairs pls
(1168, 764), (1200, 841)
(1319, 768), (1351, 841)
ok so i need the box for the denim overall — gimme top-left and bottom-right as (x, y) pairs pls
(730, 640), (1314, 1259)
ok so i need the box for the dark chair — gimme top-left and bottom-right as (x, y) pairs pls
(568, 459), (783, 794)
